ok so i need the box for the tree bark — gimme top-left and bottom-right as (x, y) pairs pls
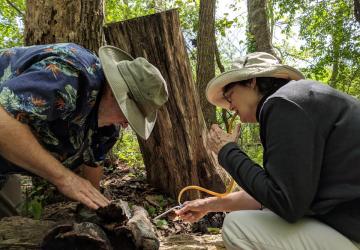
(355, 0), (360, 23)
(247, 0), (279, 59)
(196, 0), (217, 128)
(214, 42), (231, 133)
(104, 10), (228, 200)
(41, 222), (112, 250)
(24, 0), (105, 52)
(329, 33), (341, 88)
(0, 216), (57, 250)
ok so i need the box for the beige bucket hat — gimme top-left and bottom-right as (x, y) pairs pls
(206, 52), (305, 109)
(98, 45), (168, 140)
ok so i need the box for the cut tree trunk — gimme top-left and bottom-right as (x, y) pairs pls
(196, 0), (217, 128)
(104, 9), (228, 200)
(24, 0), (105, 52)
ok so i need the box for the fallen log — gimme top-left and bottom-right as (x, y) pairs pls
(47, 199), (158, 249)
(0, 199), (159, 250)
(126, 205), (159, 250)
(41, 222), (112, 250)
(0, 216), (56, 250)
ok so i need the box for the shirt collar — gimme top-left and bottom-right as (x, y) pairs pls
(256, 94), (271, 122)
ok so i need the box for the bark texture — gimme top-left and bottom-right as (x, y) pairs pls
(355, 0), (360, 23)
(24, 0), (105, 52)
(0, 216), (57, 250)
(104, 10), (228, 200)
(247, 0), (279, 59)
(196, 0), (217, 128)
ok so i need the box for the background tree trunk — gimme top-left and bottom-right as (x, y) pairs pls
(355, 0), (360, 23)
(247, 0), (279, 59)
(24, 0), (105, 52)
(104, 10), (228, 200)
(196, 0), (217, 128)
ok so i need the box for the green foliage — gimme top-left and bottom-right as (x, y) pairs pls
(216, 13), (239, 37)
(21, 197), (43, 220)
(155, 218), (169, 229)
(245, 31), (257, 53)
(105, 0), (199, 30)
(272, 0), (360, 92)
(146, 205), (157, 217)
(239, 124), (263, 166)
(207, 227), (221, 234)
(112, 129), (144, 167)
(152, 194), (168, 207)
(105, 0), (156, 23)
(0, 0), (25, 48)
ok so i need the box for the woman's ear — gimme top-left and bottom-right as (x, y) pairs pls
(250, 78), (257, 89)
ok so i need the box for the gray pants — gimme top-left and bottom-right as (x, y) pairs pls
(222, 209), (360, 250)
(0, 175), (22, 218)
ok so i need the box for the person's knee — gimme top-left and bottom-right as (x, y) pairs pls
(222, 211), (254, 249)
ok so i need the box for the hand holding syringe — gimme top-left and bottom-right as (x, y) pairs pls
(153, 114), (241, 221)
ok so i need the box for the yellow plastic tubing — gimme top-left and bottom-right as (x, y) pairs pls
(177, 114), (239, 205)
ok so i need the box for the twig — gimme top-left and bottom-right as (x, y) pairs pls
(5, 0), (24, 16)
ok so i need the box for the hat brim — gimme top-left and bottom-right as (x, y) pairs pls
(206, 65), (305, 109)
(99, 45), (157, 140)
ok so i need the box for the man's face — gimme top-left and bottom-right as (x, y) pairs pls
(106, 102), (129, 128)
(98, 86), (129, 128)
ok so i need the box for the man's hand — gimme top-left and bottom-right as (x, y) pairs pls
(54, 171), (110, 210)
(207, 124), (241, 154)
(0, 106), (110, 210)
(175, 198), (212, 223)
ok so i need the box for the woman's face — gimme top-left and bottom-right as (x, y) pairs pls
(223, 79), (262, 123)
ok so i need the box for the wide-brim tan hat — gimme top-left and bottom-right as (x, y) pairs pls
(99, 45), (168, 140)
(206, 52), (305, 109)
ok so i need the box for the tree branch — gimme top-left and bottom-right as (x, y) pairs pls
(214, 41), (225, 73)
(6, 0), (24, 16)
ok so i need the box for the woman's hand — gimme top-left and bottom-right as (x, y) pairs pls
(175, 198), (212, 223)
(207, 124), (241, 154)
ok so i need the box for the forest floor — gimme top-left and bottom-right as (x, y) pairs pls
(38, 161), (226, 249)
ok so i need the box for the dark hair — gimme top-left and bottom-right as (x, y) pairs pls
(223, 77), (291, 97)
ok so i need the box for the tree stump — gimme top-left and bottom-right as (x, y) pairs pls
(104, 9), (229, 201)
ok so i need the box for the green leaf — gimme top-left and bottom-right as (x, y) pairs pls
(155, 219), (168, 229)
(207, 227), (221, 234)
